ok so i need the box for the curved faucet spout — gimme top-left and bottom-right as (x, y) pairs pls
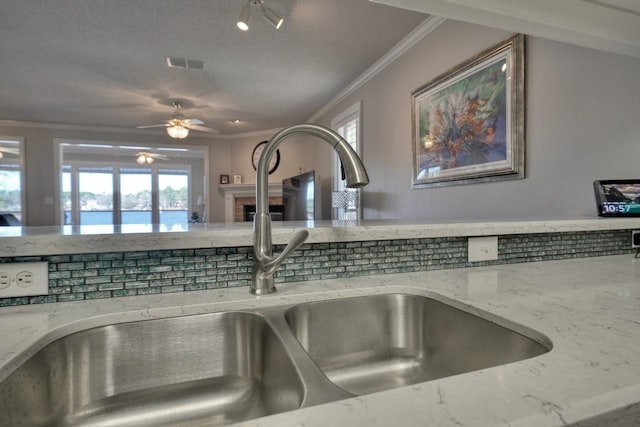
(256, 123), (369, 216)
(251, 123), (369, 295)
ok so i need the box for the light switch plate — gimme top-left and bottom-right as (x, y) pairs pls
(468, 236), (498, 262)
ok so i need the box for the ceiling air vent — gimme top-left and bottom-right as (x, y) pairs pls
(165, 56), (205, 70)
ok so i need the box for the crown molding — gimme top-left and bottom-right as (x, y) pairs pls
(372, 0), (640, 59)
(307, 15), (447, 123)
(223, 127), (282, 140)
(0, 120), (157, 134)
(0, 120), (281, 141)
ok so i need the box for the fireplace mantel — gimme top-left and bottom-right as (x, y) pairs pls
(219, 183), (292, 222)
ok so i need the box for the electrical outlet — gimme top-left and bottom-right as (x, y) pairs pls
(468, 236), (498, 262)
(0, 262), (48, 298)
(0, 272), (10, 289)
(16, 271), (34, 288)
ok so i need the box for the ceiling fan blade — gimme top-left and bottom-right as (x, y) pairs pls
(0, 147), (20, 155)
(136, 124), (169, 129)
(136, 152), (169, 161)
(188, 125), (219, 134)
(183, 118), (204, 126)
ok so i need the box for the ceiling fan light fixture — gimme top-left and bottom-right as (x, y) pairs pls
(261, 6), (283, 29)
(137, 101), (215, 136)
(167, 125), (189, 140)
(237, 4), (251, 31)
(136, 154), (153, 164)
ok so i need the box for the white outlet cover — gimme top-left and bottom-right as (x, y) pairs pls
(16, 271), (34, 288)
(468, 236), (499, 262)
(0, 273), (10, 289)
(0, 262), (48, 298)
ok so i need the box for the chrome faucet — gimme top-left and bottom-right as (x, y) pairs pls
(251, 123), (370, 295)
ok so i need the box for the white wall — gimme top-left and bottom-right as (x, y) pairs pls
(316, 20), (640, 220)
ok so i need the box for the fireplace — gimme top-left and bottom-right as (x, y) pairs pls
(243, 204), (285, 222)
(234, 196), (284, 222)
(219, 183), (296, 223)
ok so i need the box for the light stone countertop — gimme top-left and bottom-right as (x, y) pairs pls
(2, 217), (640, 257)
(0, 254), (639, 426)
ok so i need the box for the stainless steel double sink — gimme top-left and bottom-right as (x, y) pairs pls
(0, 293), (551, 426)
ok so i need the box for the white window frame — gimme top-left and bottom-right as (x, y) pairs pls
(54, 139), (208, 226)
(331, 101), (362, 220)
(62, 161), (192, 226)
(0, 136), (26, 223)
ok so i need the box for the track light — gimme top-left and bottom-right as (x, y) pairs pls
(237, 3), (251, 31)
(261, 5), (283, 29)
(237, 1), (283, 31)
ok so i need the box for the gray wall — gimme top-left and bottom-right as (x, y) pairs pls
(316, 20), (640, 220)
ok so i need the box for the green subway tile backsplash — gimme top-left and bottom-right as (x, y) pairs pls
(0, 229), (632, 307)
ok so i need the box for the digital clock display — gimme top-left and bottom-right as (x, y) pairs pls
(594, 180), (640, 217)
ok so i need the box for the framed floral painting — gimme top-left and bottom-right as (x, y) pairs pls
(411, 34), (525, 188)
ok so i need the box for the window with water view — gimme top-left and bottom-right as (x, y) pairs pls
(60, 142), (206, 230)
(0, 139), (23, 224)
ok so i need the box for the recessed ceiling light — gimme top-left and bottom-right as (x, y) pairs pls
(230, 119), (241, 124)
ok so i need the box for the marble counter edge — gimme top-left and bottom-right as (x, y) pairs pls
(2, 218), (640, 257)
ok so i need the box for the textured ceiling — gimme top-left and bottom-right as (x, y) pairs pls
(0, 0), (427, 135)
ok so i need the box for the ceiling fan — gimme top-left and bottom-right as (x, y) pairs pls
(136, 101), (218, 139)
(135, 151), (168, 164)
(0, 146), (19, 159)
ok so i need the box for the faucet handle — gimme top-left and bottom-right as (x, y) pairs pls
(264, 229), (309, 273)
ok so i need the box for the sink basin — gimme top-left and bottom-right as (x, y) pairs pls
(0, 292), (551, 426)
(0, 312), (304, 427)
(285, 293), (551, 396)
